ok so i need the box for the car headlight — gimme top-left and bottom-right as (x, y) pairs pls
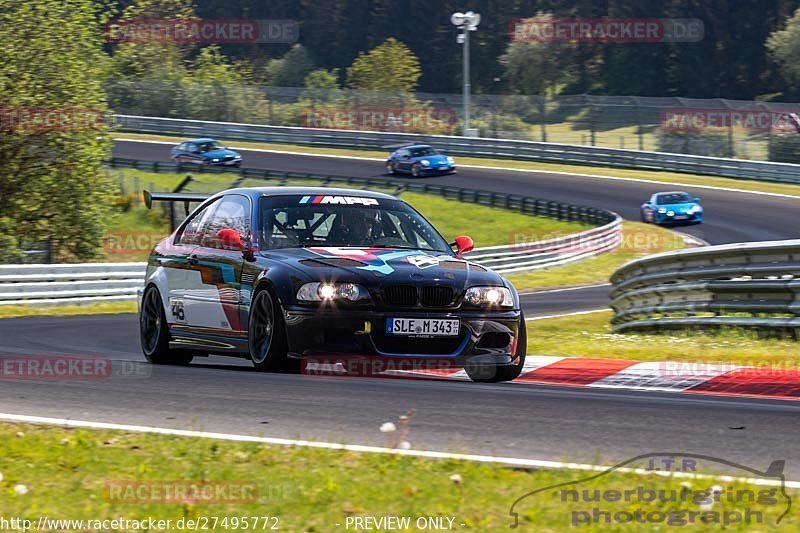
(657, 208), (667, 214)
(446, 156), (455, 164)
(667, 211), (675, 216)
(421, 159), (430, 166)
(296, 282), (370, 302)
(234, 154), (242, 159)
(688, 205), (702, 214)
(211, 158), (220, 162)
(464, 286), (513, 308)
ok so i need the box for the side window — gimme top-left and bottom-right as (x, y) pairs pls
(178, 142), (186, 151)
(175, 200), (219, 246)
(202, 195), (251, 249)
(186, 142), (197, 153)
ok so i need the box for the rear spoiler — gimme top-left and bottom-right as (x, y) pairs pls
(143, 190), (211, 231)
(143, 191), (211, 214)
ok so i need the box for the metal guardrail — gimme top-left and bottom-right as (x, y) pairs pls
(114, 115), (800, 183)
(4, 159), (622, 306)
(0, 263), (145, 306)
(110, 157), (621, 275)
(610, 240), (800, 336)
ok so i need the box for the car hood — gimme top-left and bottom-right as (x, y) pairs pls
(260, 246), (503, 288)
(657, 202), (699, 212)
(200, 148), (239, 159)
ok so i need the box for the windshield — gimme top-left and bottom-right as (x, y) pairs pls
(656, 193), (693, 205)
(197, 141), (222, 153)
(259, 195), (452, 252)
(409, 146), (438, 157)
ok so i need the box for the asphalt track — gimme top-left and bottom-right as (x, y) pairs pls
(2, 314), (800, 477)
(1, 140), (800, 477)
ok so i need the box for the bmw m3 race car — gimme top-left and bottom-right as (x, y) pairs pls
(640, 191), (703, 225)
(385, 144), (456, 177)
(170, 138), (242, 167)
(138, 187), (525, 382)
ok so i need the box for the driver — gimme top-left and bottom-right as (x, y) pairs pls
(333, 209), (380, 245)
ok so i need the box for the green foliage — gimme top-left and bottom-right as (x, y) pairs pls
(768, 7), (800, 90)
(346, 38), (421, 92)
(0, 0), (113, 262)
(263, 44), (315, 87)
(500, 13), (576, 96)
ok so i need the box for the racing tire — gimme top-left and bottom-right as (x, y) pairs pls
(411, 164), (421, 178)
(465, 311), (527, 383)
(640, 209), (648, 223)
(248, 287), (298, 373)
(140, 286), (193, 365)
(386, 161), (396, 174)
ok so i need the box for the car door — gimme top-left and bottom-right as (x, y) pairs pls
(396, 149), (412, 171)
(163, 199), (219, 326)
(182, 194), (252, 335)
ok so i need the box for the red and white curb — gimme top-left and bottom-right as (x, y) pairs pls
(318, 356), (800, 400)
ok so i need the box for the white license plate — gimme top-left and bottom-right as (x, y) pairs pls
(386, 318), (459, 337)
(674, 215), (688, 220)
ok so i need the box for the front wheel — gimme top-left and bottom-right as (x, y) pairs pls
(465, 312), (527, 383)
(248, 288), (297, 373)
(139, 286), (193, 365)
(386, 161), (396, 174)
(411, 164), (421, 177)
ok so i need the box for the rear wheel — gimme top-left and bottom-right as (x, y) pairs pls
(411, 164), (421, 177)
(248, 288), (297, 372)
(386, 161), (396, 174)
(465, 312), (527, 383)
(139, 286), (193, 365)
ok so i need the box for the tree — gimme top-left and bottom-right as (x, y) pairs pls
(0, 0), (112, 262)
(499, 14), (577, 96)
(346, 38), (421, 92)
(768, 7), (800, 90)
(264, 44), (315, 87)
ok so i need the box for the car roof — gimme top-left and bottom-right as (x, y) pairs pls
(215, 186), (400, 202)
(393, 144), (432, 150)
(654, 191), (692, 197)
(185, 138), (217, 143)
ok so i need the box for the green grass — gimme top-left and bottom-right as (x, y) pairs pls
(507, 222), (686, 291)
(1, 421), (794, 531)
(527, 310), (800, 366)
(0, 302), (136, 319)
(115, 132), (800, 198)
(104, 168), (592, 262)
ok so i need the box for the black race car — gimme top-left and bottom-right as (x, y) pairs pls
(138, 187), (525, 382)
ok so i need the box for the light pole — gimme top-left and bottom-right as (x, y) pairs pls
(451, 11), (480, 137)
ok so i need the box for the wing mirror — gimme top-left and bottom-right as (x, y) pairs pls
(452, 235), (474, 256)
(694, 197), (701, 203)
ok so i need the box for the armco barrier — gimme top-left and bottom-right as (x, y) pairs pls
(114, 115), (800, 183)
(610, 240), (800, 336)
(0, 263), (145, 306)
(5, 162), (623, 305)
(111, 157), (622, 275)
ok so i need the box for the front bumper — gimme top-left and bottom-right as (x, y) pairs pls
(421, 165), (456, 174)
(206, 158), (242, 166)
(283, 307), (521, 368)
(655, 212), (702, 224)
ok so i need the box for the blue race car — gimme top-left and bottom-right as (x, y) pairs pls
(170, 138), (242, 167)
(640, 191), (703, 225)
(386, 144), (456, 177)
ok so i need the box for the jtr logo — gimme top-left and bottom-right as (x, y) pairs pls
(299, 195), (379, 206)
